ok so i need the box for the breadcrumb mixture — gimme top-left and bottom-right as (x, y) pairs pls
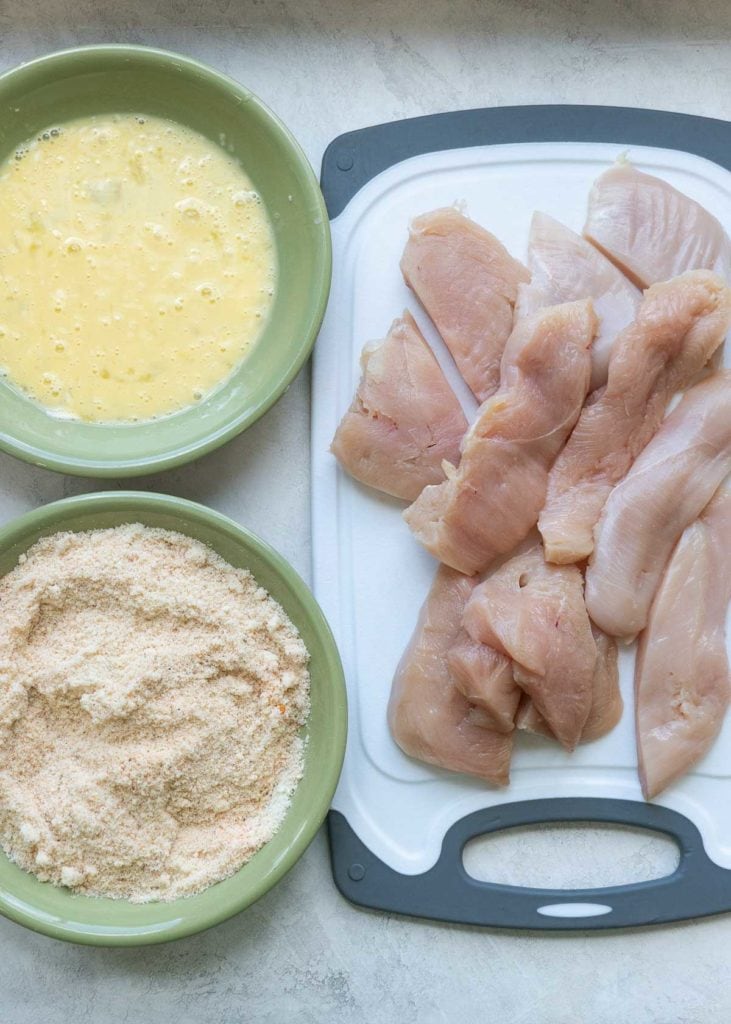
(0, 524), (310, 902)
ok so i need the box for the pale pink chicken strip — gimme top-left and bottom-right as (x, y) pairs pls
(404, 300), (596, 575)
(400, 207), (530, 401)
(516, 626), (622, 743)
(463, 545), (595, 750)
(388, 566), (513, 784)
(584, 162), (731, 289)
(539, 271), (731, 565)
(447, 630), (520, 734)
(467, 705), (511, 730)
(516, 211), (641, 390)
(583, 626), (623, 742)
(587, 372), (731, 639)
(331, 311), (468, 502)
(636, 482), (731, 800)
(514, 694), (553, 739)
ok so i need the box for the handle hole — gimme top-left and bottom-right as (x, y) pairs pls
(462, 822), (680, 889)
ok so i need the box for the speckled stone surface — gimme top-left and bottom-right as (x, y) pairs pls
(0, 2), (730, 1021)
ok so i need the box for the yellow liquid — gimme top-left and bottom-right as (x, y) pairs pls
(0, 114), (276, 422)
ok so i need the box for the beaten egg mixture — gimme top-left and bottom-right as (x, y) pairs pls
(0, 114), (276, 421)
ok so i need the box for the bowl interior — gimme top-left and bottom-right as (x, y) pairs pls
(0, 493), (346, 945)
(0, 47), (330, 475)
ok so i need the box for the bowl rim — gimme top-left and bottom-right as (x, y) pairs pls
(0, 491), (347, 945)
(0, 45), (332, 477)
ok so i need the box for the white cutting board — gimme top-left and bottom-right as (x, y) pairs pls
(311, 140), (731, 877)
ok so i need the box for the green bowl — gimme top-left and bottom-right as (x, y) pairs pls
(0, 492), (347, 945)
(0, 46), (331, 476)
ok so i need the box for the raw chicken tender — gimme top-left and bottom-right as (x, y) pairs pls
(401, 207), (529, 401)
(404, 300), (596, 575)
(636, 482), (731, 800)
(514, 695), (553, 738)
(447, 630), (519, 734)
(516, 212), (641, 390)
(388, 566), (513, 784)
(331, 311), (468, 501)
(584, 162), (731, 288)
(539, 271), (731, 564)
(463, 545), (595, 750)
(587, 372), (731, 638)
(515, 626), (621, 744)
(582, 626), (623, 742)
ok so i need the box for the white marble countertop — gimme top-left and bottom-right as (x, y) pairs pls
(0, 2), (729, 1021)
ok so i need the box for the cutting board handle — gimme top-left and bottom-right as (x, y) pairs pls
(329, 800), (731, 929)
